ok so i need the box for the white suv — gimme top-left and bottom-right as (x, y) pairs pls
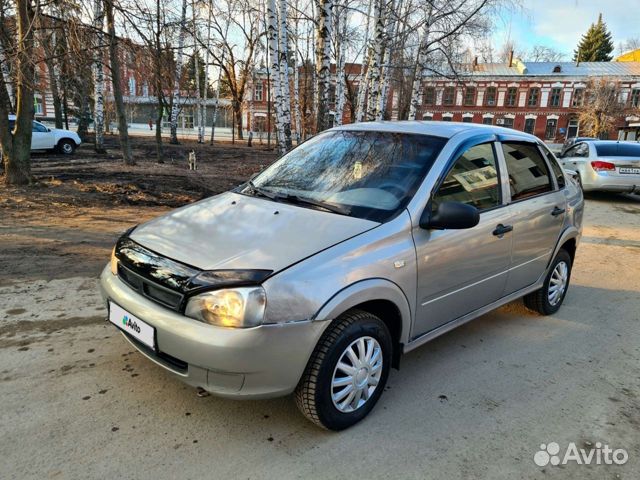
(8, 115), (82, 154)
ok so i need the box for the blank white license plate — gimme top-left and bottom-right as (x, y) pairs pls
(109, 301), (155, 349)
(619, 167), (640, 174)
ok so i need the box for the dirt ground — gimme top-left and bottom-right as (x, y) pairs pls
(1, 141), (639, 479)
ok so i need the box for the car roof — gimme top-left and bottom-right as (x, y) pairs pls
(331, 120), (538, 141)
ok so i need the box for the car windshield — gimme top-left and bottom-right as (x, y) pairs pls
(241, 130), (447, 222)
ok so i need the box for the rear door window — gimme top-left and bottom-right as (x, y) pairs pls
(502, 142), (553, 201)
(597, 143), (640, 157)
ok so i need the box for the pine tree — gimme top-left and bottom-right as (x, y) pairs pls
(573, 13), (614, 62)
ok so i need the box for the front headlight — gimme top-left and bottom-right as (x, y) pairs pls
(185, 287), (266, 328)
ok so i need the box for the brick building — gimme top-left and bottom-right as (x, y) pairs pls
(415, 59), (640, 142)
(245, 59), (640, 143)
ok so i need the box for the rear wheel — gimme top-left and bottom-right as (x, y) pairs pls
(524, 249), (572, 315)
(295, 309), (392, 430)
(57, 139), (76, 155)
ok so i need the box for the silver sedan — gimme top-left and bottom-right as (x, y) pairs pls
(559, 140), (640, 193)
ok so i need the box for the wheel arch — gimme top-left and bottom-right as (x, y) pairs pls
(312, 278), (412, 368)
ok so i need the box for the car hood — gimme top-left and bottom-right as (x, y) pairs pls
(130, 191), (379, 272)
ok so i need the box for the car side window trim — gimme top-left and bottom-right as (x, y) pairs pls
(429, 140), (505, 214)
(536, 143), (564, 191)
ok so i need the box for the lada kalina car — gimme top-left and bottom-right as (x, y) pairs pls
(101, 121), (584, 430)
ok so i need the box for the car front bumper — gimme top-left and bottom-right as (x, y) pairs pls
(99, 265), (328, 399)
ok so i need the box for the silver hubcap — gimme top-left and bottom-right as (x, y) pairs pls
(548, 261), (569, 306)
(63, 144), (72, 153)
(331, 336), (383, 413)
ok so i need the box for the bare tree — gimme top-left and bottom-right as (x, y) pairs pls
(0, 0), (36, 185)
(104, 0), (134, 164)
(314, 0), (332, 131)
(93, 0), (107, 153)
(526, 45), (565, 62)
(579, 79), (625, 139)
(169, 0), (188, 144)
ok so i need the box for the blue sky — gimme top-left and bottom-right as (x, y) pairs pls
(492, 0), (640, 58)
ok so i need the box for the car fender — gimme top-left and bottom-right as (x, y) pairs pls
(547, 225), (580, 270)
(312, 278), (412, 345)
(54, 130), (81, 146)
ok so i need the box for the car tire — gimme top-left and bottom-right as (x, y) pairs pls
(524, 249), (572, 315)
(295, 309), (392, 430)
(57, 139), (76, 155)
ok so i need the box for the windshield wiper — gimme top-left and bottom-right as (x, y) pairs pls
(246, 180), (280, 200)
(283, 194), (351, 216)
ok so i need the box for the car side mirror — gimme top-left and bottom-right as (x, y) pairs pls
(420, 201), (480, 230)
(47, 128), (51, 132)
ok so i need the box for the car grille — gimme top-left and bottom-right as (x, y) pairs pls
(117, 263), (185, 310)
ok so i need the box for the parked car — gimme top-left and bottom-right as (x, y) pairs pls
(558, 140), (640, 193)
(560, 136), (596, 157)
(101, 121), (584, 430)
(7, 115), (81, 154)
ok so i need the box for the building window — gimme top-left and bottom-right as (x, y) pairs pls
(485, 87), (497, 106)
(423, 87), (435, 105)
(567, 118), (579, 138)
(527, 88), (540, 107)
(464, 87), (476, 106)
(482, 117), (493, 125)
(128, 77), (136, 96)
(524, 118), (536, 134)
(142, 82), (149, 97)
(34, 96), (44, 115)
(462, 116), (472, 123)
(506, 87), (517, 107)
(501, 117), (514, 128)
(572, 88), (585, 107)
(442, 115), (453, 122)
(545, 118), (557, 140)
(422, 114), (433, 121)
(254, 82), (263, 101)
(443, 87), (455, 106)
(631, 89), (640, 108)
(549, 88), (562, 107)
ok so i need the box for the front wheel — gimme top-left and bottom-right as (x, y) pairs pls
(57, 139), (76, 155)
(295, 309), (392, 430)
(524, 249), (573, 315)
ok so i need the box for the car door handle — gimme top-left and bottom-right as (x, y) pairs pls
(551, 206), (566, 217)
(492, 224), (513, 236)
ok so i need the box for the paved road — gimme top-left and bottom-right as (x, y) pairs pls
(1, 194), (639, 479)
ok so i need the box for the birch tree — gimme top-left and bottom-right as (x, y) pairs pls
(333, 2), (348, 126)
(193, 5), (204, 143)
(277, 0), (293, 150)
(267, 0), (284, 148)
(376, 0), (401, 120)
(169, 0), (188, 144)
(314, 0), (332, 132)
(365, 0), (385, 121)
(291, 0), (302, 143)
(354, 0), (372, 122)
(93, 0), (106, 153)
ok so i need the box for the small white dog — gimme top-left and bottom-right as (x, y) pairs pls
(188, 150), (197, 170)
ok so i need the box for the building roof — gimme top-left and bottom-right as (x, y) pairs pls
(450, 61), (640, 78)
(616, 49), (640, 62)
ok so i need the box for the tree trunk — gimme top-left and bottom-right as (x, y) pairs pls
(291, 0), (302, 144)
(266, 0), (284, 150)
(202, 0), (212, 146)
(277, 0), (292, 151)
(376, 0), (400, 120)
(105, 0), (134, 165)
(334, 6), (348, 126)
(41, 29), (64, 129)
(354, 0), (373, 123)
(93, 0), (106, 153)
(154, 0), (163, 162)
(407, 13), (431, 121)
(314, 0), (332, 132)
(210, 56), (223, 144)
(366, 0), (385, 121)
(1, 0), (35, 185)
(192, 5), (204, 144)
(169, 0), (188, 144)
